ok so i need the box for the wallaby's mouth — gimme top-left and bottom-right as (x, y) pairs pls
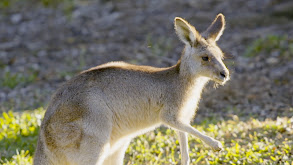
(214, 76), (229, 85)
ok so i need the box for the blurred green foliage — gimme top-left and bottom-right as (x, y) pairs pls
(0, 0), (71, 8)
(1, 108), (292, 164)
(147, 35), (173, 58)
(0, 71), (38, 89)
(244, 35), (293, 58)
(0, 0), (76, 15)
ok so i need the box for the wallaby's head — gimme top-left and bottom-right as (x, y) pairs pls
(175, 14), (229, 85)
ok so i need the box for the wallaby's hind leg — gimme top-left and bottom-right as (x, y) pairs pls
(103, 140), (131, 165)
(70, 106), (113, 165)
(36, 99), (113, 165)
(71, 136), (110, 165)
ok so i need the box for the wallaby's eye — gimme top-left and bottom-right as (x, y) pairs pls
(202, 56), (209, 61)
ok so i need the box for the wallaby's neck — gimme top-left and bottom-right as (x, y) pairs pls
(165, 60), (209, 122)
(174, 59), (209, 91)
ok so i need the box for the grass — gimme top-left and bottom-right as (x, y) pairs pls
(0, 0), (73, 8)
(244, 35), (293, 58)
(0, 0), (76, 19)
(0, 109), (292, 164)
(0, 108), (44, 164)
(0, 71), (38, 89)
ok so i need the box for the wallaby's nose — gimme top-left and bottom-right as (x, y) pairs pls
(220, 71), (226, 78)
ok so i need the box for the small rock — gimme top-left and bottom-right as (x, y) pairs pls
(32, 63), (40, 70)
(0, 41), (20, 50)
(252, 105), (261, 113)
(271, 50), (280, 57)
(10, 13), (22, 24)
(37, 50), (47, 57)
(270, 66), (288, 78)
(0, 92), (6, 101)
(266, 57), (279, 65)
(0, 51), (8, 58)
(260, 110), (266, 116)
(72, 9), (82, 19)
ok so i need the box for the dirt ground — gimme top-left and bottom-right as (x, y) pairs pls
(0, 0), (292, 122)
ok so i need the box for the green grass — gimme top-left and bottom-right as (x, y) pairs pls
(0, 0), (76, 19)
(0, 71), (38, 89)
(0, 108), (44, 164)
(1, 109), (292, 165)
(244, 35), (293, 58)
(0, 0), (73, 8)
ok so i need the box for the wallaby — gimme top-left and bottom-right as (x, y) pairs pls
(34, 13), (230, 165)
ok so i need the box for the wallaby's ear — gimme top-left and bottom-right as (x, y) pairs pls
(203, 13), (225, 42)
(174, 17), (199, 47)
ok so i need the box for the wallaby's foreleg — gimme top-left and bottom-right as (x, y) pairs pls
(161, 115), (222, 151)
(174, 123), (222, 151)
(176, 131), (190, 165)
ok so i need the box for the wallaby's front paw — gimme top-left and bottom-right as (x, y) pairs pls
(210, 140), (223, 151)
